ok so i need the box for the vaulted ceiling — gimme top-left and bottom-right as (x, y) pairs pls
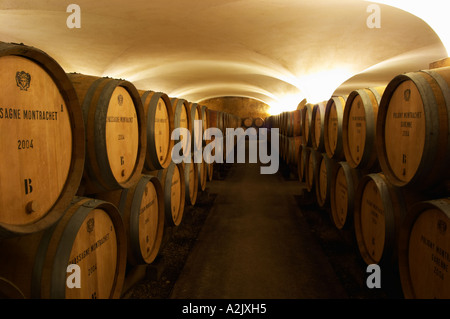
(0, 0), (447, 114)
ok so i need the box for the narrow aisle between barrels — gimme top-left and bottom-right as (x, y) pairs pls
(170, 160), (348, 299)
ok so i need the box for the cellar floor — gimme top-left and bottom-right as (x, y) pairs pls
(124, 159), (404, 300)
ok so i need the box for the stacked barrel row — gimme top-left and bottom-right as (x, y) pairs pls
(296, 66), (450, 299)
(265, 109), (303, 168)
(0, 41), (239, 299)
(242, 116), (265, 129)
(208, 109), (242, 162)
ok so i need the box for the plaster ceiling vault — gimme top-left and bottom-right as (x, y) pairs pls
(0, 0), (447, 115)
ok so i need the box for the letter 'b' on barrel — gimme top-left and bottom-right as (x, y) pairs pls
(0, 42), (85, 238)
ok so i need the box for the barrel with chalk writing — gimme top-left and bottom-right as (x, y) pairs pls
(376, 67), (450, 190)
(0, 197), (127, 299)
(68, 73), (146, 195)
(139, 91), (174, 171)
(0, 42), (85, 238)
(157, 162), (185, 227)
(95, 174), (165, 265)
(398, 197), (450, 298)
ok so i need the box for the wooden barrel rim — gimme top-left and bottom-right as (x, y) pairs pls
(141, 91), (174, 171)
(0, 277), (26, 299)
(0, 42), (85, 237)
(32, 197), (126, 299)
(376, 70), (450, 188)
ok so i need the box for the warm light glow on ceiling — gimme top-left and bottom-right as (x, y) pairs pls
(267, 93), (305, 115)
(368, 0), (449, 56)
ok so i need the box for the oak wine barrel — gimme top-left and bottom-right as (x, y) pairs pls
(198, 157), (208, 192)
(189, 102), (203, 152)
(68, 73), (146, 195)
(287, 136), (302, 165)
(243, 117), (253, 128)
(330, 161), (363, 230)
(170, 98), (192, 156)
(139, 91), (174, 171)
(183, 155), (199, 206)
(305, 148), (320, 193)
(324, 95), (347, 160)
(156, 162), (185, 227)
(343, 86), (385, 171)
(314, 152), (337, 209)
(0, 42), (85, 237)
(398, 197), (450, 299)
(311, 101), (327, 152)
(297, 145), (310, 183)
(353, 173), (407, 268)
(95, 174), (165, 265)
(254, 117), (265, 129)
(0, 197), (127, 299)
(376, 67), (450, 190)
(301, 103), (314, 147)
(287, 110), (302, 137)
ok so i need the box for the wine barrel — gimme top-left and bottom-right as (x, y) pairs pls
(287, 136), (302, 165)
(207, 162), (214, 182)
(287, 110), (302, 137)
(343, 87), (385, 171)
(198, 158), (208, 192)
(170, 98), (192, 156)
(314, 152), (337, 209)
(376, 67), (450, 190)
(68, 73), (146, 195)
(139, 91), (174, 171)
(398, 197), (450, 299)
(208, 109), (219, 129)
(201, 105), (209, 147)
(0, 42), (85, 238)
(157, 162), (185, 227)
(330, 161), (363, 230)
(189, 102), (203, 152)
(95, 175), (164, 265)
(302, 103), (314, 146)
(324, 96), (347, 160)
(305, 148), (320, 193)
(311, 101), (327, 152)
(297, 145), (310, 183)
(0, 197), (127, 299)
(353, 173), (407, 268)
(243, 117), (253, 128)
(254, 117), (265, 129)
(183, 155), (199, 206)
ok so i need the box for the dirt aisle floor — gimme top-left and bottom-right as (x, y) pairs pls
(124, 162), (404, 300)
